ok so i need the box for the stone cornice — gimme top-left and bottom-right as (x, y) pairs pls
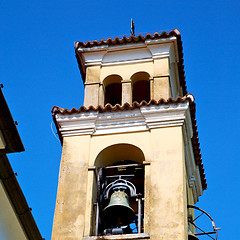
(55, 102), (191, 137)
(81, 41), (176, 68)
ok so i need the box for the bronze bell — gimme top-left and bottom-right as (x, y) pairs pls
(188, 232), (199, 240)
(103, 190), (135, 226)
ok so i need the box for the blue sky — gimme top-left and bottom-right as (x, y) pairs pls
(1, 0), (239, 239)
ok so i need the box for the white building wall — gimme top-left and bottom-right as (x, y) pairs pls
(0, 182), (27, 240)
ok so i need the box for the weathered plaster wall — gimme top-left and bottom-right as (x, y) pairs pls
(52, 135), (91, 240)
(147, 127), (187, 240)
(52, 126), (189, 240)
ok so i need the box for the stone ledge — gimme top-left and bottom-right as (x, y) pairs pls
(83, 233), (150, 240)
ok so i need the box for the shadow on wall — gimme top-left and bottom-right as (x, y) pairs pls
(94, 143), (146, 167)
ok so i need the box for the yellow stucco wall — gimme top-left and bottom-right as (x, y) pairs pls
(52, 135), (91, 239)
(52, 126), (189, 240)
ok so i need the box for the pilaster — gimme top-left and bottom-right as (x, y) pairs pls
(122, 80), (132, 105)
(84, 83), (99, 107)
(152, 76), (171, 100)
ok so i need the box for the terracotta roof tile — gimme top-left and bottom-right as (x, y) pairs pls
(75, 30), (178, 48)
(52, 96), (190, 114)
(74, 29), (188, 95)
(52, 94), (207, 190)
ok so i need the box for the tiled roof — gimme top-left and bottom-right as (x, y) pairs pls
(52, 96), (191, 114)
(75, 30), (179, 48)
(52, 95), (207, 190)
(74, 29), (187, 95)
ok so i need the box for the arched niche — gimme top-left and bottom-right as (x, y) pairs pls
(93, 144), (146, 235)
(131, 72), (150, 103)
(94, 143), (145, 168)
(103, 75), (122, 106)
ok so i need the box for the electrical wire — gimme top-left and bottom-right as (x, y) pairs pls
(51, 121), (60, 142)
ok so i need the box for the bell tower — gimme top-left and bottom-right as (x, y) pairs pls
(51, 29), (208, 240)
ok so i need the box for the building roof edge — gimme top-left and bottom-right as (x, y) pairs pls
(0, 154), (43, 240)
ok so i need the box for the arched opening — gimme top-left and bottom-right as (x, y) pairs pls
(131, 72), (150, 103)
(93, 144), (145, 236)
(103, 75), (122, 106)
(95, 143), (145, 168)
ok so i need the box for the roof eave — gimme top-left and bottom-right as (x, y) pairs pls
(0, 154), (43, 240)
(0, 88), (24, 153)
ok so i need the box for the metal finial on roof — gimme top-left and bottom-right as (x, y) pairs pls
(130, 19), (135, 36)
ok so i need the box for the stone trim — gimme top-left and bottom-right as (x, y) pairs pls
(55, 102), (191, 137)
(83, 233), (150, 240)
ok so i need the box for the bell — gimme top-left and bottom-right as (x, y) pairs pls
(103, 190), (135, 226)
(188, 232), (199, 240)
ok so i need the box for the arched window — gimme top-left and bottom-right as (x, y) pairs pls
(94, 144), (145, 236)
(103, 75), (122, 106)
(131, 72), (150, 103)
